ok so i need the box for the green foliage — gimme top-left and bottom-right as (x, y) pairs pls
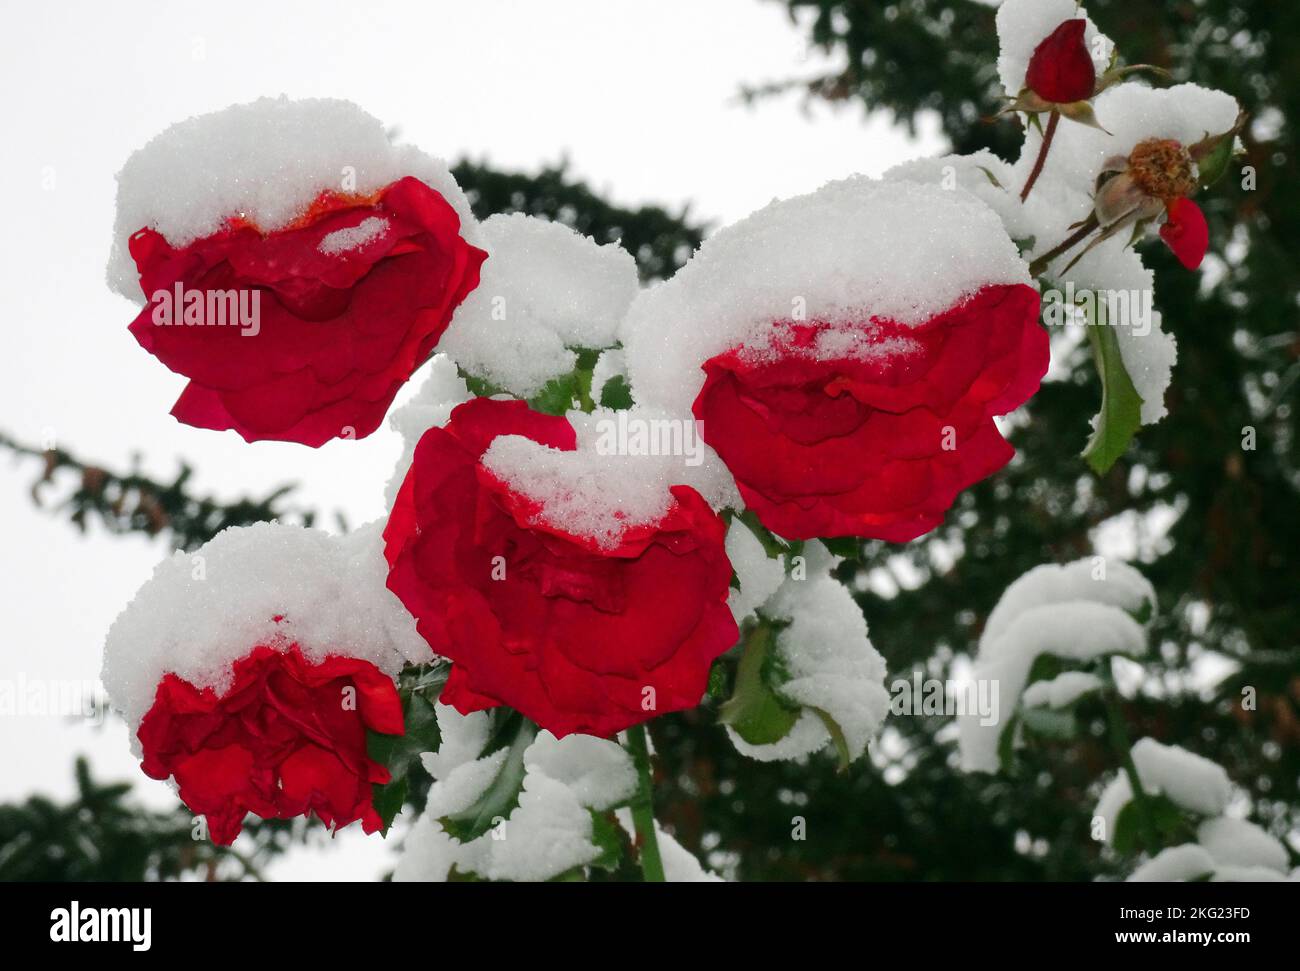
(1081, 305), (1144, 474)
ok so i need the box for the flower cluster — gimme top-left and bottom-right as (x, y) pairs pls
(98, 0), (1245, 880)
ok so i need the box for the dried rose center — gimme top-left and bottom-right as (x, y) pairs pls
(1128, 138), (1198, 202)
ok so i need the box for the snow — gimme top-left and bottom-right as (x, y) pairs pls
(108, 96), (479, 300)
(384, 355), (472, 507)
(981, 558), (1156, 652)
(523, 730), (638, 811)
(1021, 671), (1103, 709)
(1095, 738), (1234, 844)
(995, 0), (1111, 99)
(318, 215), (390, 255)
(478, 405), (737, 550)
(622, 175), (1031, 417)
(397, 711), (636, 882)
(724, 519), (786, 624)
(479, 771), (602, 881)
(1124, 816), (1290, 882)
(591, 348), (628, 404)
(613, 809), (724, 881)
(1196, 817), (1289, 874)
(437, 213), (639, 397)
(959, 557), (1153, 773)
(101, 521), (431, 737)
(1127, 844), (1215, 883)
(729, 559), (889, 765)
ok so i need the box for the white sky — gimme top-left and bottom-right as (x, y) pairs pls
(0, 0), (940, 879)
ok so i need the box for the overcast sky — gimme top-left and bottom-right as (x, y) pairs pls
(0, 0), (941, 879)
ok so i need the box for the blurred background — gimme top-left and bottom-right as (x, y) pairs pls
(0, 0), (1294, 880)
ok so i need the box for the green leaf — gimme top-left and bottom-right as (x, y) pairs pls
(818, 536), (861, 560)
(1082, 304), (1144, 475)
(368, 685), (444, 835)
(440, 714), (536, 842)
(809, 706), (851, 772)
(1112, 793), (1194, 856)
(587, 810), (627, 872)
(718, 623), (801, 746)
(599, 373), (635, 410)
(528, 373), (581, 416)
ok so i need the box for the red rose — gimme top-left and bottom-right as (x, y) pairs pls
(137, 644), (403, 845)
(693, 284), (1046, 542)
(1159, 197), (1209, 270)
(127, 176), (486, 446)
(1025, 19), (1096, 104)
(383, 398), (739, 738)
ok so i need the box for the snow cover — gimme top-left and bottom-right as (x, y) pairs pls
(101, 521), (431, 737)
(994, 0), (1111, 100)
(396, 706), (639, 882)
(1095, 738), (1234, 847)
(622, 176), (1032, 418)
(1021, 671), (1104, 709)
(108, 96), (480, 300)
(438, 213), (639, 397)
(384, 355), (472, 507)
(1127, 817), (1293, 882)
(724, 519), (786, 625)
(478, 405), (738, 549)
(727, 550), (889, 765)
(959, 557), (1153, 773)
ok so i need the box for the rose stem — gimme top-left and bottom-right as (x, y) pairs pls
(1020, 110), (1060, 203)
(1027, 213), (1099, 278)
(626, 723), (666, 882)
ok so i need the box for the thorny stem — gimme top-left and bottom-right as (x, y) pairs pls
(625, 723), (665, 882)
(1028, 213), (1099, 278)
(1020, 110), (1060, 203)
(1104, 691), (1160, 855)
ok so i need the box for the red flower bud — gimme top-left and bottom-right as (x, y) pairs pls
(1025, 20), (1096, 104)
(1159, 197), (1210, 270)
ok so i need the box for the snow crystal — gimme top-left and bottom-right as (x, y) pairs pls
(108, 96), (480, 300)
(591, 347), (628, 404)
(437, 213), (639, 397)
(101, 521), (431, 737)
(392, 812), (459, 883)
(1196, 817), (1289, 874)
(995, 0), (1111, 100)
(725, 519), (786, 624)
(1021, 671), (1104, 709)
(478, 405), (738, 550)
(623, 176), (1031, 417)
(317, 215), (389, 255)
(385, 355), (472, 507)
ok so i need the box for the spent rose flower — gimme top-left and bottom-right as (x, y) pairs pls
(1025, 19), (1097, 105)
(693, 285), (1047, 542)
(383, 398), (739, 738)
(137, 644), (403, 845)
(1094, 138), (1210, 270)
(127, 176), (486, 446)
